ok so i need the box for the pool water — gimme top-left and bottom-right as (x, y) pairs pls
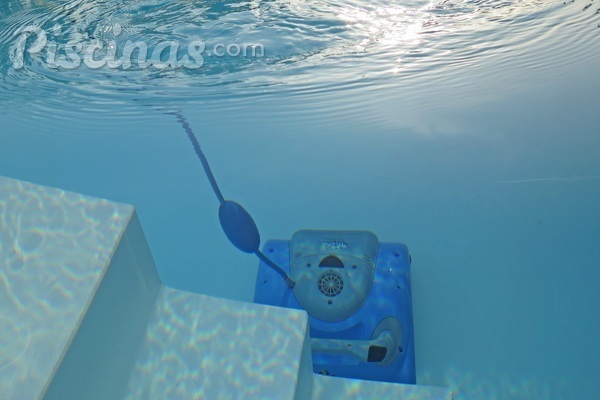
(1, 0), (599, 398)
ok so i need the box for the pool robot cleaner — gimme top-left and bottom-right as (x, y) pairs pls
(175, 113), (416, 384)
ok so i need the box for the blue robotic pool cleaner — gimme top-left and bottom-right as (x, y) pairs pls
(174, 112), (416, 384)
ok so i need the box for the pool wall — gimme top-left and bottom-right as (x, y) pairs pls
(0, 176), (452, 399)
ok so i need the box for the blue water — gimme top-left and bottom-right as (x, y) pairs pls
(1, 0), (599, 398)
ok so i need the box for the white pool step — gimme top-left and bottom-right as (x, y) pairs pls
(0, 176), (452, 400)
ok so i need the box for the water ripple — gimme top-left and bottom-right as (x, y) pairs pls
(0, 0), (598, 121)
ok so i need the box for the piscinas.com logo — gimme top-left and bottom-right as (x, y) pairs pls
(9, 23), (264, 70)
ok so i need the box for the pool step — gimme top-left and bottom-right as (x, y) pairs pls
(0, 176), (452, 400)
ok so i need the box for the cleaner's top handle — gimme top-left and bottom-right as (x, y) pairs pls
(172, 112), (295, 289)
